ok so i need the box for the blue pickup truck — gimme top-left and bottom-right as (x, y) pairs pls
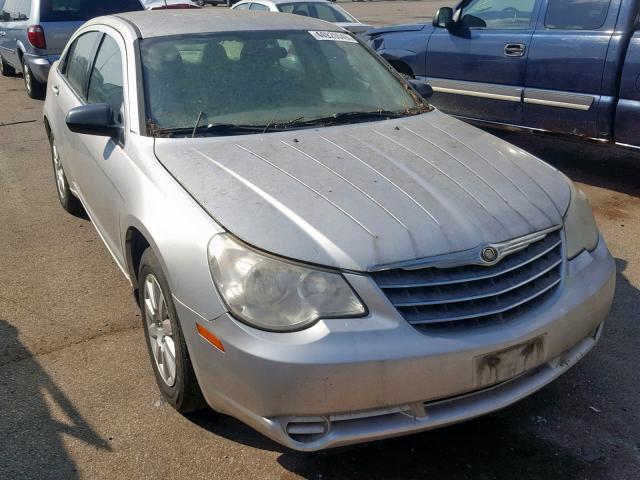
(366, 0), (640, 150)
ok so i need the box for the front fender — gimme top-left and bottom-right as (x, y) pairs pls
(379, 48), (422, 75)
(367, 28), (432, 77)
(119, 138), (227, 321)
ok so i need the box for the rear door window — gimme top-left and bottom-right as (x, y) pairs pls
(63, 31), (101, 97)
(40, 0), (143, 22)
(544, 0), (611, 30)
(249, 3), (269, 11)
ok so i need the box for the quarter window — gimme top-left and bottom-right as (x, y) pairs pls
(1, 0), (32, 21)
(249, 3), (268, 10)
(233, 3), (249, 9)
(459, 0), (537, 29)
(544, 0), (611, 30)
(12, 0), (29, 19)
(64, 31), (101, 97)
(87, 35), (124, 125)
(0, 0), (11, 21)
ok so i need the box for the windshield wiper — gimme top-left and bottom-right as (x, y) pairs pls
(162, 110), (424, 138)
(165, 123), (281, 138)
(283, 110), (419, 128)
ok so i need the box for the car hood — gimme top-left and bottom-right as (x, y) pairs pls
(154, 111), (569, 272)
(365, 23), (430, 36)
(334, 22), (372, 34)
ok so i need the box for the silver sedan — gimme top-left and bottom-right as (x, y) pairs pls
(43, 9), (615, 451)
(231, 0), (372, 34)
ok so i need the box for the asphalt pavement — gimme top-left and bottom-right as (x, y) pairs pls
(1, 3), (639, 479)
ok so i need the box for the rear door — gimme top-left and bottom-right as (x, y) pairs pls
(523, 0), (618, 138)
(615, 28), (640, 148)
(425, 0), (541, 125)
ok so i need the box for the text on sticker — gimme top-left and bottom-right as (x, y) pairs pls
(308, 31), (358, 43)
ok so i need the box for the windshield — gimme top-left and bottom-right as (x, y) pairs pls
(278, 3), (358, 23)
(140, 30), (427, 136)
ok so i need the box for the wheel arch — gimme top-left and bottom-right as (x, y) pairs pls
(16, 43), (25, 65)
(43, 116), (52, 140)
(125, 225), (152, 294)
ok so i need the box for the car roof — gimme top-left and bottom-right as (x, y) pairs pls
(111, 9), (342, 38)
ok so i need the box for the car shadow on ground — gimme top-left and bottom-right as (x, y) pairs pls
(186, 255), (639, 479)
(0, 320), (111, 479)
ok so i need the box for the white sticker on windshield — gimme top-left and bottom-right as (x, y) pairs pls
(308, 31), (358, 43)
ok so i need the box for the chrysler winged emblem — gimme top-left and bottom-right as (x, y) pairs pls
(480, 246), (499, 263)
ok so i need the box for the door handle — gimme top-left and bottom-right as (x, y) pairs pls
(504, 43), (525, 57)
(52, 85), (59, 96)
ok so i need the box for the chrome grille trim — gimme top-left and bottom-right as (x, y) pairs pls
(376, 235), (561, 289)
(402, 277), (562, 325)
(390, 257), (562, 307)
(372, 229), (563, 329)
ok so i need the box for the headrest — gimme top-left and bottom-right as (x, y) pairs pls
(144, 43), (184, 72)
(240, 41), (287, 65)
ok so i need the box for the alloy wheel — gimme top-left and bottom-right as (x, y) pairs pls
(143, 274), (177, 387)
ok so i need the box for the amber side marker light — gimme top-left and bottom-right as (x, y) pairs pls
(196, 323), (225, 352)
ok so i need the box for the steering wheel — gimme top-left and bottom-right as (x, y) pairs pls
(499, 7), (520, 21)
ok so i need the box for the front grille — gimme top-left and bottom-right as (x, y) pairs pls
(372, 229), (563, 331)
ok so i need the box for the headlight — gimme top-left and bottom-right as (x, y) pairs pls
(563, 180), (599, 260)
(207, 233), (366, 332)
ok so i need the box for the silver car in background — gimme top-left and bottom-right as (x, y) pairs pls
(43, 10), (615, 451)
(0, 0), (143, 98)
(231, 0), (372, 34)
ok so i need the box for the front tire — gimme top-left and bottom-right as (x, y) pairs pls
(139, 248), (206, 413)
(49, 136), (84, 215)
(22, 60), (45, 99)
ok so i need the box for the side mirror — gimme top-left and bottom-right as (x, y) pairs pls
(408, 79), (434, 99)
(65, 103), (122, 140)
(432, 7), (454, 29)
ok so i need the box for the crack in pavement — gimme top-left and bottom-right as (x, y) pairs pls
(0, 324), (143, 369)
(0, 119), (38, 127)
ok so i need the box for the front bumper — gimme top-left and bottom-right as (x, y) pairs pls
(23, 54), (58, 83)
(176, 234), (615, 451)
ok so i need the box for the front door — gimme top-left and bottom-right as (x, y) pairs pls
(54, 28), (129, 265)
(425, 0), (542, 125)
